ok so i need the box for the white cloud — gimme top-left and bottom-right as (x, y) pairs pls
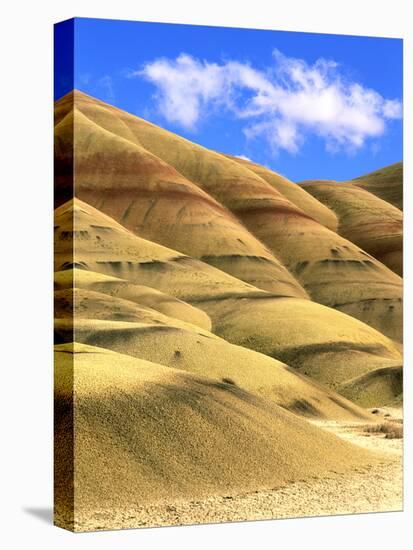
(235, 154), (252, 162)
(134, 50), (402, 154)
(78, 73), (91, 85)
(98, 75), (115, 99)
(134, 54), (228, 129)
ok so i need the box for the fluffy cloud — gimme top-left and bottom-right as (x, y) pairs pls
(134, 50), (402, 153)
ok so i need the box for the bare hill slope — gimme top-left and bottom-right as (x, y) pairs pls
(351, 162), (403, 210)
(55, 343), (378, 530)
(54, 198), (402, 401)
(300, 179), (402, 276)
(53, 91), (402, 341)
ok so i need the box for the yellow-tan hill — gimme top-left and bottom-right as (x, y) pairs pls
(55, 343), (378, 530)
(54, 198), (265, 301)
(351, 162), (403, 211)
(54, 288), (372, 420)
(54, 268), (211, 331)
(299, 179), (402, 276)
(54, 198), (402, 396)
(54, 287), (213, 335)
(199, 295), (402, 390)
(54, 94), (307, 298)
(225, 153), (338, 231)
(55, 91), (403, 341)
(338, 366), (402, 408)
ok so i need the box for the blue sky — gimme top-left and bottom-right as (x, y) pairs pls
(55, 18), (402, 182)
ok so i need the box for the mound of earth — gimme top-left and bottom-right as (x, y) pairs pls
(54, 343), (377, 530)
(54, 198), (402, 396)
(339, 365), (402, 407)
(53, 91), (402, 341)
(351, 162), (403, 210)
(299, 179), (402, 275)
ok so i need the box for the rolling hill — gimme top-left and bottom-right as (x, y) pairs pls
(54, 284), (373, 418)
(54, 91), (403, 342)
(351, 162), (403, 211)
(55, 94), (307, 298)
(54, 89), (403, 531)
(225, 153), (338, 231)
(54, 198), (402, 399)
(55, 343), (377, 530)
(299, 179), (402, 275)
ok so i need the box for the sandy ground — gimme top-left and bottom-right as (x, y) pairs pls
(72, 409), (403, 532)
